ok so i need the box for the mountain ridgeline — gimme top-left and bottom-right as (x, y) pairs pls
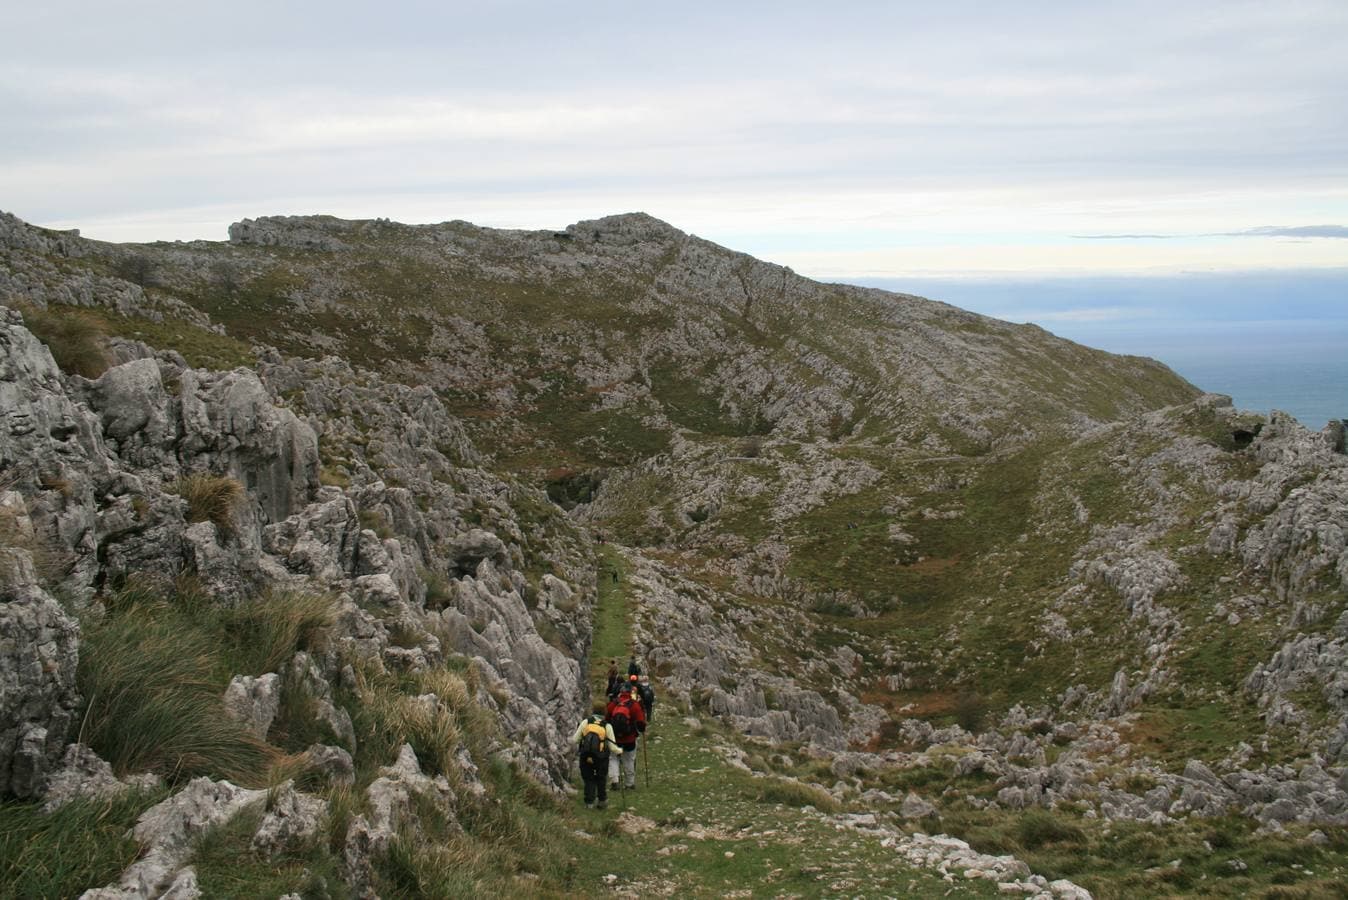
(3, 209), (1347, 897)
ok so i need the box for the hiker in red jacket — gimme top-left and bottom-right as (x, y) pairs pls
(605, 679), (647, 789)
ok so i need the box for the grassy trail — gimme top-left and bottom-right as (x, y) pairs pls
(563, 545), (991, 898)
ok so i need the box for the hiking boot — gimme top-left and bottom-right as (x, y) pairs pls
(597, 801), (607, 810)
(585, 801), (595, 809)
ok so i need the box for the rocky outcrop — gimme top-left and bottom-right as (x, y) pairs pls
(81, 777), (269, 900)
(0, 546), (80, 799)
(343, 744), (457, 897)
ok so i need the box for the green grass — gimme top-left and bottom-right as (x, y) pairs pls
(77, 581), (338, 785)
(81, 308), (256, 371)
(589, 545), (634, 696)
(192, 805), (349, 899)
(945, 806), (1348, 899)
(0, 789), (167, 900)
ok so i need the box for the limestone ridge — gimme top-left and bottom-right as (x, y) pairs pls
(5, 207), (1348, 894)
(0, 275), (595, 797)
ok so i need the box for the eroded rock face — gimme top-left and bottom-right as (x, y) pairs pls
(41, 743), (160, 812)
(81, 777), (268, 900)
(0, 552), (80, 799)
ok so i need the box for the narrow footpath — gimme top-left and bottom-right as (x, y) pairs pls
(561, 546), (1003, 898)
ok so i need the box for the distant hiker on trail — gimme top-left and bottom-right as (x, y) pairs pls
(573, 702), (619, 809)
(606, 680), (647, 789)
(605, 659), (622, 698)
(637, 674), (655, 722)
(627, 653), (642, 678)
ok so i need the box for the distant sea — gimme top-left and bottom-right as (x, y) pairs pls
(847, 271), (1348, 431)
(1097, 330), (1346, 430)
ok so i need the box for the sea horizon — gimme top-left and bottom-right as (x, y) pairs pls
(845, 270), (1347, 431)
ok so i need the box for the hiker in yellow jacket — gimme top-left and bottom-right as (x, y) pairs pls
(572, 702), (621, 809)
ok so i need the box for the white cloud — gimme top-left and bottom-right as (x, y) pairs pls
(4, 1), (1347, 273)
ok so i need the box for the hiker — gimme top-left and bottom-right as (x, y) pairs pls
(605, 659), (622, 698)
(573, 702), (620, 809)
(627, 653), (642, 678)
(637, 674), (656, 722)
(606, 679), (647, 789)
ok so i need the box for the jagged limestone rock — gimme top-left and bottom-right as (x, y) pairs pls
(0, 553), (80, 799)
(221, 673), (282, 739)
(252, 782), (328, 856)
(41, 743), (160, 812)
(81, 777), (268, 900)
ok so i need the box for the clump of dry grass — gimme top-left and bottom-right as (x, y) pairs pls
(16, 303), (110, 378)
(175, 472), (244, 538)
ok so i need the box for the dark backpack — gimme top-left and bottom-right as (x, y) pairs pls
(579, 721), (609, 765)
(610, 703), (637, 743)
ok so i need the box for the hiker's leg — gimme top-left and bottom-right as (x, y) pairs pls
(580, 761), (598, 804)
(608, 752), (619, 786)
(622, 747), (637, 787)
(597, 772), (608, 805)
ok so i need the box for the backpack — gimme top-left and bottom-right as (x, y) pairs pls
(610, 702), (637, 744)
(579, 721), (609, 765)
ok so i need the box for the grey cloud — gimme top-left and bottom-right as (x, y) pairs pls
(1075, 225), (1348, 240)
(1233, 225), (1348, 238)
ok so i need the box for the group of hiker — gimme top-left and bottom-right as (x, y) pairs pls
(572, 653), (657, 809)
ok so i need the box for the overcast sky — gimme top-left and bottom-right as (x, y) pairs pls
(4, 0), (1346, 277)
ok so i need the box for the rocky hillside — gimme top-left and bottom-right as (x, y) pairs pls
(3, 208), (1347, 897)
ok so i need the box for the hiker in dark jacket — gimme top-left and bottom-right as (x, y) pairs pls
(605, 680), (647, 789)
(627, 653), (642, 678)
(637, 675), (655, 722)
(573, 702), (620, 809)
(604, 659), (622, 698)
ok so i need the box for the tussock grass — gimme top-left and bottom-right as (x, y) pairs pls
(1, 471), (78, 589)
(344, 662), (482, 781)
(175, 472), (244, 538)
(221, 589), (337, 676)
(751, 775), (842, 813)
(78, 581), (338, 786)
(77, 596), (281, 784)
(0, 788), (166, 899)
(16, 303), (110, 378)
(1016, 810), (1088, 850)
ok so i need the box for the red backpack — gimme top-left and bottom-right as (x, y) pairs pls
(609, 699), (638, 743)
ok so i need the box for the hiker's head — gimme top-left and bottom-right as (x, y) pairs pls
(592, 701), (606, 716)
